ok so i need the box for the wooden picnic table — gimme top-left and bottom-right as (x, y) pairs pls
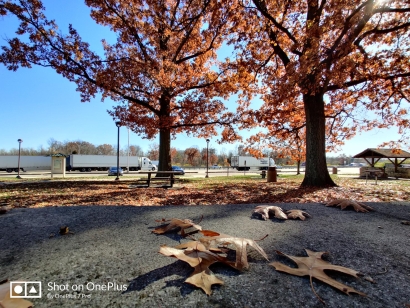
(136, 171), (181, 188)
(364, 168), (384, 185)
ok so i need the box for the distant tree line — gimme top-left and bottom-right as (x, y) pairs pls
(0, 138), (229, 167)
(0, 138), (365, 167)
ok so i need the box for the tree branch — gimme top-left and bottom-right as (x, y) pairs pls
(327, 72), (410, 91)
(355, 22), (410, 45)
(251, 0), (299, 45)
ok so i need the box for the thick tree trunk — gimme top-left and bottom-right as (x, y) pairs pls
(157, 94), (172, 177)
(301, 93), (336, 187)
(157, 127), (172, 176)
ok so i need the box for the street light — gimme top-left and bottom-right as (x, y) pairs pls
(205, 139), (210, 178)
(127, 127), (130, 173)
(115, 121), (121, 180)
(17, 139), (23, 179)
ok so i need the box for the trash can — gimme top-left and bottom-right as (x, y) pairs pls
(332, 167), (337, 174)
(267, 167), (277, 182)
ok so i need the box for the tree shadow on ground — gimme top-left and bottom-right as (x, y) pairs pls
(124, 259), (240, 296)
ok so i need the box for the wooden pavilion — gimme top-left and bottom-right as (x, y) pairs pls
(353, 148), (410, 172)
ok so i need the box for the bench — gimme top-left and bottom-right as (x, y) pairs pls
(136, 177), (181, 186)
(134, 171), (182, 188)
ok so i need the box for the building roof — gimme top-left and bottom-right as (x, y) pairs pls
(48, 153), (68, 157)
(353, 148), (410, 159)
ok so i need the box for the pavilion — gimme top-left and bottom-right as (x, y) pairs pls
(353, 148), (410, 173)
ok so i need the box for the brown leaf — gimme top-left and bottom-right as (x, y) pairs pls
(252, 205), (288, 220)
(174, 241), (208, 252)
(286, 209), (311, 220)
(184, 258), (225, 296)
(271, 249), (366, 304)
(159, 245), (226, 295)
(199, 230), (269, 270)
(325, 199), (374, 212)
(59, 226), (69, 235)
(0, 201), (10, 215)
(0, 281), (33, 308)
(152, 218), (202, 237)
(200, 230), (220, 237)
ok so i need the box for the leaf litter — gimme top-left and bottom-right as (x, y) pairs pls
(1, 177), (409, 208)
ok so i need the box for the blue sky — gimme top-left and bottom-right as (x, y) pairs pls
(0, 0), (403, 156)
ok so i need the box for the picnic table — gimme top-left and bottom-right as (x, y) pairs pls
(135, 171), (182, 188)
(364, 168), (384, 185)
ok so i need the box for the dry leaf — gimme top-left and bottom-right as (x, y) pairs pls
(199, 230), (269, 270)
(271, 249), (366, 304)
(184, 257), (225, 296)
(325, 199), (374, 212)
(59, 226), (74, 235)
(286, 210), (311, 220)
(59, 226), (69, 235)
(0, 202), (10, 215)
(153, 218), (202, 237)
(252, 205), (288, 220)
(159, 244), (228, 295)
(0, 281), (33, 308)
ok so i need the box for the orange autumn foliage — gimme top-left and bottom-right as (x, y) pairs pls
(0, 0), (242, 172)
(228, 0), (410, 186)
(1, 0), (409, 186)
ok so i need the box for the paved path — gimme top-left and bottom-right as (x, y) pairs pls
(1, 201), (409, 307)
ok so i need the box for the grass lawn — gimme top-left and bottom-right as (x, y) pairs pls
(0, 175), (409, 208)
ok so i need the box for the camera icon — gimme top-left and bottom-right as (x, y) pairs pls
(10, 281), (42, 298)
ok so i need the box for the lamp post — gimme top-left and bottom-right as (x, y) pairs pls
(115, 121), (121, 180)
(127, 127), (130, 173)
(17, 139), (23, 179)
(205, 139), (210, 178)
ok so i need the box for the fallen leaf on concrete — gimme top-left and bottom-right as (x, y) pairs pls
(325, 199), (374, 212)
(153, 218), (202, 237)
(364, 276), (376, 284)
(271, 249), (366, 304)
(286, 210), (311, 220)
(252, 205), (288, 220)
(159, 244), (229, 295)
(0, 281), (33, 308)
(200, 230), (269, 270)
(401, 220), (410, 225)
(59, 226), (75, 235)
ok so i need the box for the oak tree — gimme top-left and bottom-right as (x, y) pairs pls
(231, 0), (410, 186)
(0, 0), (238, 172)
(184, 147), (200, 166)
(96, 143), (115, 155)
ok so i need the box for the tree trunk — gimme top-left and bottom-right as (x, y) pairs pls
(157, 127), (172, 176)
(301, 93), (336, 187)
(157, 93), (172, 177)
(296, 160), (300, 175)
